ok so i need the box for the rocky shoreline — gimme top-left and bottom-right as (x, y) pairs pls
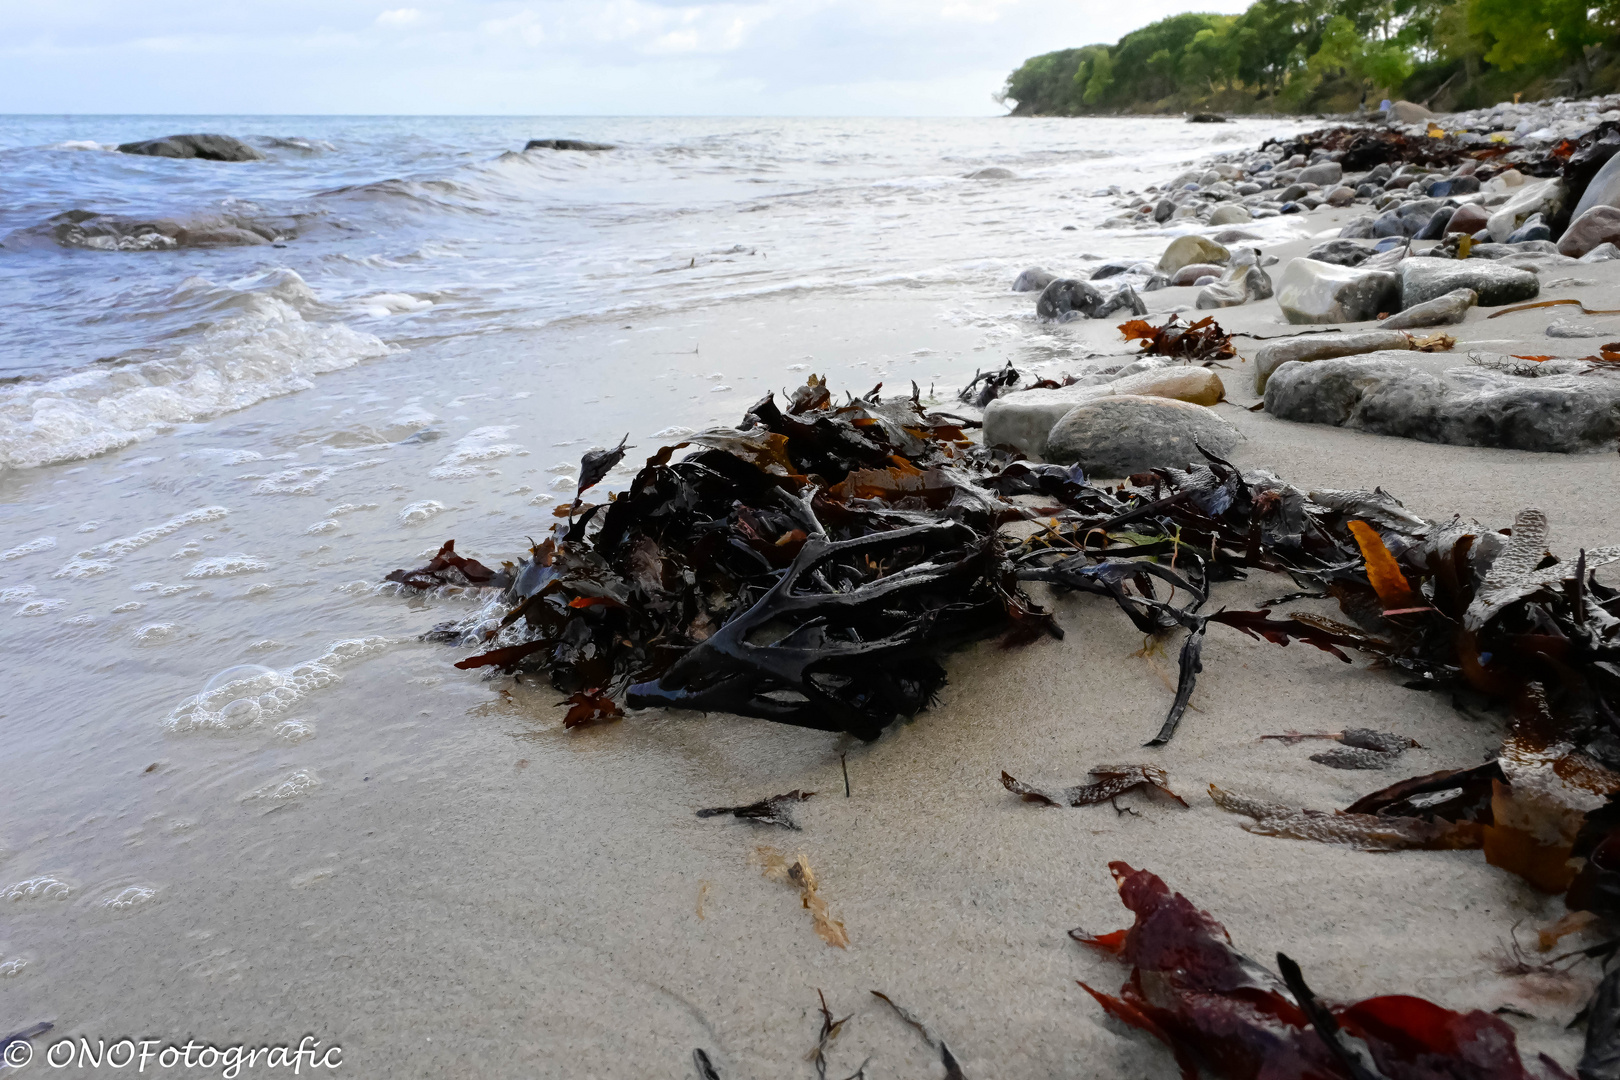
(990, 95), (1620, 474)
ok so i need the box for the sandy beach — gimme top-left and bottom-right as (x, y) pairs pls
(4, 112), (1620, 1078)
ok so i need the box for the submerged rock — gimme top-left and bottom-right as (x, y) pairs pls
(1276, 259), (1400, 324)
(1036, 278), (1146, 322)
(1264, 353), (1620, 452)
(1253, 329), (1414, 393)
(1044, 396), (1239, 475)
(525, 139), (615, 151)
(1012, 267), (1056, 292)
(4, 209), (290, 250)
(966, 167), (1017, 180)
(116, 134), (264, 162)
(1397, 257), (1538, 308)
(1379, 288), (1477, 330)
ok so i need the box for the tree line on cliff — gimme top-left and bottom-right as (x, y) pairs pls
(1002, 0), (1620, 116)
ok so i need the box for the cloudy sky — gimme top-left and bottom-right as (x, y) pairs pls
(1, 0), (1248, 115)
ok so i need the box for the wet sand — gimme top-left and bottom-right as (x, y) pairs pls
(3, 179), (1619, 1078)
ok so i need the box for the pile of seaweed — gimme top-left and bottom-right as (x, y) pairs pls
(388, 372), (1620, 1076)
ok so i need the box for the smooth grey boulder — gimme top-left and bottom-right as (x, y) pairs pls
(525, 139), (615, 151)
(966, 166), (1016, 180)
(1379, 288), (1477, 330)
(1397, 257), (1539, 308)
(1276, 259), (1400, 324)
(1036, 278), (1147, 322)
(1044, 396), (1240, 476)
(1253, 330), (1414, 393)
(116, 134), (264, 162)
(1013, 267), (1056, 292)
(1209, 204), (1252, 226)
(1297, 161), (1343, 186)
(1581, 242), (1620, 263)
(982, 367), (1225, 459)
(1195, 264), (1273, 310)
(1263, 353), (1620, 452)
(1386, 101), (1434, 124)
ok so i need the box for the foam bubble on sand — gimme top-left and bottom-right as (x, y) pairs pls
(254, 465), (337, 495)
(325, 503), (378, 517)
(427, 426), (523, 480)
(274, 719), (315, 742)
(306, 520), (341, 534)
(3, 876), (72, 901)
(399, 500), (445, 526)
(112, 601), (142, 613)
(98, 885), (157, 911)
(245, 768), (321, 802)
(0, 271), (389, 471)
(183, 554), (268, 578)
(0, 586), (39, 603)
(163, 636), (391, 734)
(2, 536), (56, 560)
(75, 521), (101, 532)
(133, 623), (180, 644)
(16, 600), (67, 617)
(0, 956), (28, 977)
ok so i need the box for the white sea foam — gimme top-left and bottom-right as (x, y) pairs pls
(15, 599), (67, 617)
(246, 769), (322, 802)
(0, 271), (389, 471)
(0, 586), (39, 603)
(427, 426), (522, 479)
(163, 635), (391, 734)
(1, 536), (56, 560)
(399, 500), (445, 526)
(99, 885), (157, 911)
(183, 554), (268, 578)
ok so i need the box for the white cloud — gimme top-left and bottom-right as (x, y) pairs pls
(374, 7), (421, 27)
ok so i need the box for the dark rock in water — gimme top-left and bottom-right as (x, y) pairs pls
(1398, 257), (1539, 308)
(525, 139), (615, 152)
(1278, 183), (1310, 203)
(1187, 113), (1228, 123)
(4, 209), (290, 251)
(1264, 352), (1620, 452)
(116, 134), (264, 162)
(1414, 205), (1455, 240)
(1013, 267), (1056, 292)
(1153, 198), (1175, 223)
(1305, 239), (1375, 267)
(1507, 213), (1551, 243)
(1088, 262), (1134, 281)
(1036, 278), (1147, 322)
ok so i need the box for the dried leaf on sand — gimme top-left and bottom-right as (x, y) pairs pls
(753, 846), (848, 948)
(1000, 765), (1188, 809)
(697, 790), (815, 829)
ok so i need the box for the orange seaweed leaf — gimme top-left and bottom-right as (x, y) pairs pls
(1347, 520), (1417, 611)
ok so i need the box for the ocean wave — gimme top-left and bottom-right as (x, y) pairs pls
(0, 269), (390, 471)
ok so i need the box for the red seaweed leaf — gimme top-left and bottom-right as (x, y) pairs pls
(1072, 862), (1570, 1080)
